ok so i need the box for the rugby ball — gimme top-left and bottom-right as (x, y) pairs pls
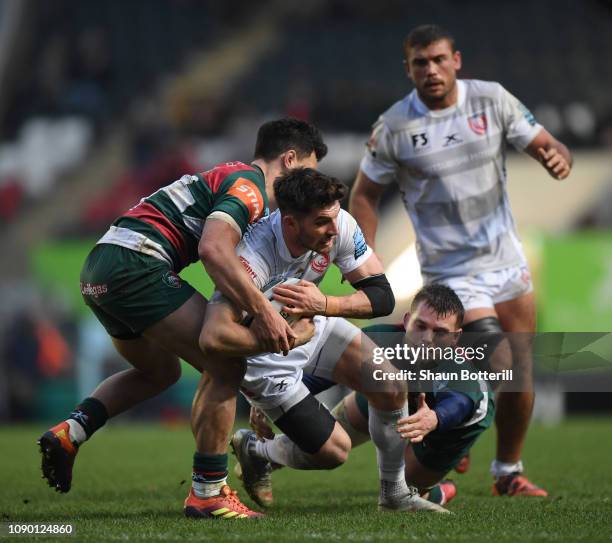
(262, 277), (301, 324)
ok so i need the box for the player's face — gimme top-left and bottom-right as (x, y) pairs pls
(403, 302), (461, 349)
(294, 202), (341, 255)
(404, 39), (461, 109)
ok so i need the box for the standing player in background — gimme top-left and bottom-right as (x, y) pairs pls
(350, 24), (572, 497)
(38, 118), (326, 519)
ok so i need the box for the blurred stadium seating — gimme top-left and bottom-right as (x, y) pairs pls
(0, 0), (611, 421)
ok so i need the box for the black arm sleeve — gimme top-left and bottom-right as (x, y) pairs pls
(432, 390), (474, 432)
(350, 273), (395, 317)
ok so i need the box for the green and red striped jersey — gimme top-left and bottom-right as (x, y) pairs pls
(97, 161), (268, 271)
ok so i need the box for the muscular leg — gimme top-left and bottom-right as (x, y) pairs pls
(493, 292), (536, 464)
(330, 333), (434, 509)
(90, 336), (181, 417)
(143, 292), (245, 455)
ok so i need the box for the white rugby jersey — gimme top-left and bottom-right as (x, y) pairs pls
(360, 79), (542, 278)
(231, 207), (373, 292)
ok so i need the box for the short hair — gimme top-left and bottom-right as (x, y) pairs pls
(410, 284), (464, 327)
(274, 168), (347, 216)
(403, 24), (456, 57)
(254, 117), (328, 162)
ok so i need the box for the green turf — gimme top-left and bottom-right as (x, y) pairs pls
(1, 419), (611, 542)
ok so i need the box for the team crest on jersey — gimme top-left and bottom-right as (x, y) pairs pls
(467, 112), (488, 135)
(311, 254), (330, 273)
(227, 178), (264, 223)
(162, 271), (182, 289)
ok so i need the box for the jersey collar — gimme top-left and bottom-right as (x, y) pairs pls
(411, 79), (466, 118)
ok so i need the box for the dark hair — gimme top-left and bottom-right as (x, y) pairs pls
(274, 168), (347, 215)
(254, 117), (327, 162)
(403, 24), (456, 56)
(410, 284), (464, 327)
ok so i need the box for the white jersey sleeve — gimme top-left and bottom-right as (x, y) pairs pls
(497, 84), (542, 150)
(332, 209), (373, 275)
(359, 118), (398, 186)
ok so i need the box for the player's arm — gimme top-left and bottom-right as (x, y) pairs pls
(199, 218), (296, 354)
(396, 391), (474, 443)
(199, 297), (314, 358)
(272, 253), (395, 319)
(348, 170), (387, 251)
(524, 128), (572, 180)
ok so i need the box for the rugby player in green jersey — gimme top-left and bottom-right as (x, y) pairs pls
(38, 118), (327, 519)
(241, 284), (494, 509)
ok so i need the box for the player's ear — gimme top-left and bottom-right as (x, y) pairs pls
(403, 58), (413, 82)
(282, 213), (298, 232)
(453, 50), (462, 71)
(282, 149), (298, 169)
(402, 311), (411, 328)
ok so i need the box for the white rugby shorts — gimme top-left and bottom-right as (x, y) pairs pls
(240, 315), (360, 420)
(424, 263), (533, 311)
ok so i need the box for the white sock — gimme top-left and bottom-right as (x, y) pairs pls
(66, 419), (87, 446)
(192, 478), (227, 498)
(253, 435), (318, 469)
(490, 459), (524, 478)
(368, 404), (410, 498)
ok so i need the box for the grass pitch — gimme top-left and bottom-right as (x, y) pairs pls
(0, 418), (611, 542)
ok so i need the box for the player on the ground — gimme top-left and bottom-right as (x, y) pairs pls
(349, 24), (572, 496)
(38, 118), (326, 519)
(201, 167), (448, 513)
(241, 284), (494, 508)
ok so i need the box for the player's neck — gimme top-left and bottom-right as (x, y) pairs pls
(252, 158), (281, 211)
(418, 82), (459, 111)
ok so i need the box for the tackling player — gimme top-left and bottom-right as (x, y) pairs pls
(349, 24), (572, 496)
(38, 118), (326, 519)
(241, 284), (493, 509)
(201, 168), (448, 514)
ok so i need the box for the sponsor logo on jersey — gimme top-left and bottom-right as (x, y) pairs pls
(467, 112), (488, 135)
(353, 225), (368, 259)
(443, 133), (463, 146)
(311, 253), (330, 273)
(227, 178), (264, 223)
(518, 102), (537, 126)
(272, 379), (288, 392)
(239, 256), (258, 280)
(162, 271), (182, 289)
(411, 132), (429, 150)
(80, 282), (108, 297)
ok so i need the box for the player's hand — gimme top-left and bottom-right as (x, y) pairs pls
(251, 307), (297, 356)
(537, 147), (571, 180)
(250, 407), (274, 441)
(291, 317), (315, 348)
(272, 280), (327, 317)
(396, 393), (438, 443)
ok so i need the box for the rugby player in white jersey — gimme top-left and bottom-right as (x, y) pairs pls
(200, 167), (448, 513)
(349, 24), (572, 497)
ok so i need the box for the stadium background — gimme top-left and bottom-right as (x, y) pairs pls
(0, 0), (611, 427)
